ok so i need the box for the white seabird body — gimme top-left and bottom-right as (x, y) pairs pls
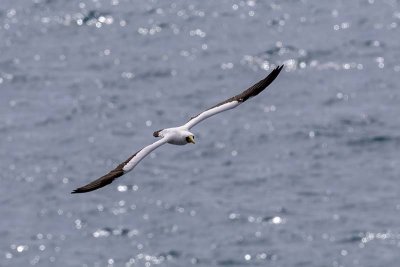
(156, 127), (195, 145)
(72, 65), (284, 194)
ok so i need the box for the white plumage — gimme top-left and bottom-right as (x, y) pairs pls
(72, 65), (284, 194)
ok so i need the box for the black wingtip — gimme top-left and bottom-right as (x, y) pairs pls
(70, 183), (109, 194)
(71, 188), (88, 194)
(71, 150), (142, 196)
(71, 182), (109, 194)
(71, 186), (102, 194)
(264, 64), (284, 85)
(274, 64), (284, 73)
(239, 64), (284, 101)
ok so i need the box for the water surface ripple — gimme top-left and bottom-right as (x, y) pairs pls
(1, 0), (400, 266)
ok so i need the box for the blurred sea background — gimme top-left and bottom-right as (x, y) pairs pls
(1, 0), (400, 266)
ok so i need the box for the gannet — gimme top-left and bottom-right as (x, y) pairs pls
(72, 65), (284, 193)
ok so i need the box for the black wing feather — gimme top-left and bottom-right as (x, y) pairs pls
(71, 151), (140, 194)
(190, 65), (284, 120)
(214, 65), (284, 106)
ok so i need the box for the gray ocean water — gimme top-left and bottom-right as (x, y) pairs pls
(1, 0), (400, 266)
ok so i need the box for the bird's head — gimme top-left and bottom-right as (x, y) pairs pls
(185, 134), (195, 144)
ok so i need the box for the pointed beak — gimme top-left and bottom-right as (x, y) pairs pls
(187, 135), (195, 144)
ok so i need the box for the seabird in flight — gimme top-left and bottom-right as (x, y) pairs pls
(72, 65), (284, 194)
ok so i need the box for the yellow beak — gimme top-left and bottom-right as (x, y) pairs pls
(187, 135), (195, 144)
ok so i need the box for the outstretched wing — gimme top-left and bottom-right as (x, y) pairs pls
(183, 65), (284, 130)
(71, 138), (169, 194)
